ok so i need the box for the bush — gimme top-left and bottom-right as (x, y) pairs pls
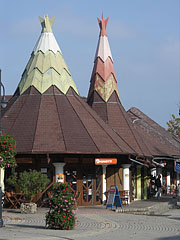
(7, 170), (49, 202)
(45, 182), (76, 230)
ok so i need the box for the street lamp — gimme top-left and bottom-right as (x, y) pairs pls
(0, 69), (8, 135)
(0, 69), (8, 228)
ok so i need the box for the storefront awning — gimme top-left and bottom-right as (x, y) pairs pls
(130, 158), (144, 166)
(152, 160), (164, 167)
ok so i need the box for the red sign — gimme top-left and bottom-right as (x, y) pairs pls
(95, 158), (117, 165)
(110, 185), (116, 192)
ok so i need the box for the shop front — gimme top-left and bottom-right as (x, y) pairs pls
(64, 164), (102, 206)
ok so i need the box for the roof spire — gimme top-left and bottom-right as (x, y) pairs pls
(16, 15), (79, 96)
(97, 12), (109, 36)
(39, 15), (55, 33)
(87, 13), (120, 103)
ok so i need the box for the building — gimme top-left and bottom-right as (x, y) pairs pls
(1, 14), (180, 205)
(87, 13), (180, 200)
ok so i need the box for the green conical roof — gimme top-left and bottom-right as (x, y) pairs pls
(17, 15), (79, 95)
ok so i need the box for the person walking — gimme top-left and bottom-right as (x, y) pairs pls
(156, 175), (161, 200)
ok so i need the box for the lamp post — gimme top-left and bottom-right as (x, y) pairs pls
(0, 69), (8, 134)
(0, 69), (8, 228)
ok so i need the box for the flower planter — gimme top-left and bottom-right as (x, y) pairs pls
(20, 203), (37, 214)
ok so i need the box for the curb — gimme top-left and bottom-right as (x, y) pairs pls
(115, 198), (178, 215)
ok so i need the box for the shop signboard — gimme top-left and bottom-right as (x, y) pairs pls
(95, 158), (117, 165)
(57, 173), (64, 182)
(175, 162), (180, 174)
(106, 185), (122, 209)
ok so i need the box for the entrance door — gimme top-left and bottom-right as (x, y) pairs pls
(64, 164), (102, 206)
(82, 166), (94, 205)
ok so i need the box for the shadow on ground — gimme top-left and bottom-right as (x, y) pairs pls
(155, 235), (180, 240)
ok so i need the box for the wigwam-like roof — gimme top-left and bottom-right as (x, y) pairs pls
(2, 15), (137, 156)
(87, 13), (178, 158)
(16, 15), (79, 96)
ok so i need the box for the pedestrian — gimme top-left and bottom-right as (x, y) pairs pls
(155, 175), (161, 200)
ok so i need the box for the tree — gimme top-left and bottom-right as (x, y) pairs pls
(7, 170), (49, 202)
(167, 114), (180, 138)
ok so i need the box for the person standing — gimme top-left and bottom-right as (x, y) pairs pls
(156, 175), (161, 200)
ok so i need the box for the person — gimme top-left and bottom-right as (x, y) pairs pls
(155, 175), (161, 200)
(171, 183), (176, 195)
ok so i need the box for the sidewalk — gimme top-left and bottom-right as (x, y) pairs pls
(1, 196), (179, 240)
(115, 195), (178, 214)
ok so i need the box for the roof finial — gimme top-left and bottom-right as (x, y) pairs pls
(39, 15), (55, 33)
(97, 12), (109, 36)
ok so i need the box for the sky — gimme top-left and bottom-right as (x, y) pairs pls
(0, 0), (180, 128)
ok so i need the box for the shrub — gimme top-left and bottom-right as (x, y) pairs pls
(0, 134), (16, 168)
(45, 182), (76, 230)
(7, 170), (49, 202)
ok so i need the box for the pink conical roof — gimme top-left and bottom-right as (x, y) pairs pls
(87, 13), (120, 103)
(87, 14), (173, 157)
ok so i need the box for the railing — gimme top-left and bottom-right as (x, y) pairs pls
(33, 182), (54, 205)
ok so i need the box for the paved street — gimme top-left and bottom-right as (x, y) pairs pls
(1, 201), (180, 240)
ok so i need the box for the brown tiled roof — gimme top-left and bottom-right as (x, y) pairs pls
(2, 86), (136, 155)
(88, 91), (155, 157)
(127, 107), (180, 157)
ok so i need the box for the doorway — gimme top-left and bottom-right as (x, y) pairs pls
(64, 164), (102, 206)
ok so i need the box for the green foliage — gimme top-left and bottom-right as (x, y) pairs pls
(7, 170), (49, 202)
(7, 172), (18, 189)
(45, 182), (76, 230)
(0, 134), (16, 168)
(167, 114), (180, 138)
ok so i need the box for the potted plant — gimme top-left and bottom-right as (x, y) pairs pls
(7, 169), (49, 213)
(45, 182), (77, 230)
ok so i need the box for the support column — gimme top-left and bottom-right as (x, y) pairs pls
(53, 163), (65, 183)
(102, 165), (107, 204)
(167, 171), (171, 194)
(144, 168), (148, 200)
(137, 166), (142, 200)
(122, 164), (131, 191)
(151, 168), (156, 178)
(0, 168), (5, 192)
(122, 164), (131, 203)
(156, 167), (162, 180)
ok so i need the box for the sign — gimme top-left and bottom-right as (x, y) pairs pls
(57, 173), (64, 182)
(95, 158), (117, 165)
(41, 168), (47, 173)
(110, 185), (116, 192)
(175, 162), (180, 174)
(106, 185), (123, 209)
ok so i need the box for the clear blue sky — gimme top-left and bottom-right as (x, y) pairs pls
(0, 0), (179, 128)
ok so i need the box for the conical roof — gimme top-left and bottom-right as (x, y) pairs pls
(87, 14), (173, 157)
(16, 15), (79, 96)
(2, 16), (136, 155)
(87, 13), (120, 103)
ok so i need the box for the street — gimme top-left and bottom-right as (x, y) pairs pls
(1, 206), (180, 240)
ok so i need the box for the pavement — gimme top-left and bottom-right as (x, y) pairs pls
(1, 196), (180, 240)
